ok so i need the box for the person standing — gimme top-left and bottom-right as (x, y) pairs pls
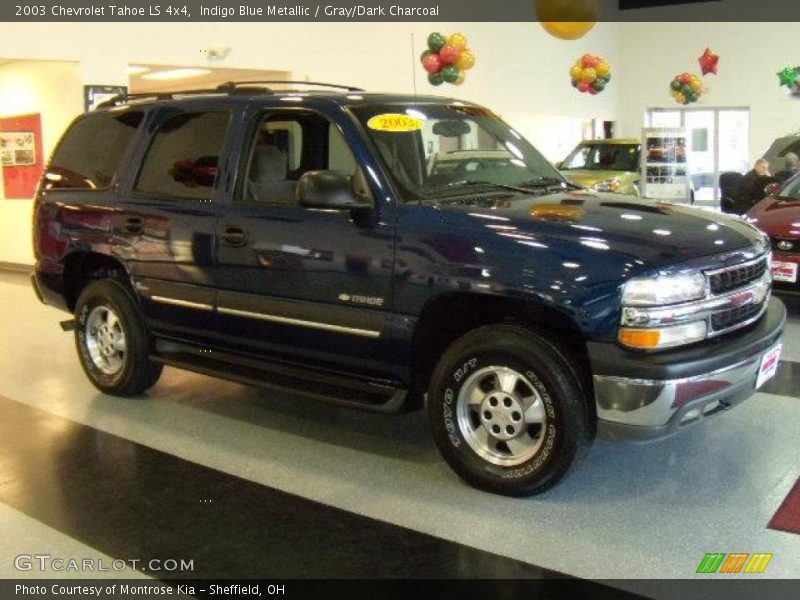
(775, 152), (799, 183)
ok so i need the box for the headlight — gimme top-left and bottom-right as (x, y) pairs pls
(621, 273), (707, 306)
(591, 177), (621, 193)
(619, 320), (707, 350)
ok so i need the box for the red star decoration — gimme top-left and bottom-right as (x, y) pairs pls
(699, 48), (720, 76)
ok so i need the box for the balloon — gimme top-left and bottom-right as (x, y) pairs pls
(596, 61), (610, 78)
(581, 67), (597, 83)
(698, 47), (720, 76)
(438, 44), (460, 65)
(447, 33), (468, 51)
(778, 66), (798, 88)
(674, 91), (686, 104)
(577, 81), (591, 93)
(670, 79), (682, 91)
(441, 65), (460, 83)
(422, 53), (443, 74)
(420, 50), (432, 62)
(454, 70), (466, 86)
(582, 54), (599, 69)
(537, 0), (599, 40)
(427, 32), (446, 52)
(428, 72), (444, 86)
(455, 49), (476, 71)
(670, 72), (703, 105)
(593, 79), (606, 92)
(570, 64), (583, 79)
(690, 79), (702, 92)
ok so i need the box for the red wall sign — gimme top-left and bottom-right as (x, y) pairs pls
(1, 113), (44, 199)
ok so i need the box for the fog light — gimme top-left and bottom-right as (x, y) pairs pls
(681, 408), (702, 423)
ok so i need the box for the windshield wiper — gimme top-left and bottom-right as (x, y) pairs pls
(519, 177), (583, 190)
(427, 180), (536, 195)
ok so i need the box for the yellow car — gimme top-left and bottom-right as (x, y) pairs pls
(558, 139), (641, 195)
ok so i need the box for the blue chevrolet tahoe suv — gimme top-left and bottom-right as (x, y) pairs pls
(32, 82), (786, 496)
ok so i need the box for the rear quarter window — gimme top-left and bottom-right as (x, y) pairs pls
(45, 110), (144, 191)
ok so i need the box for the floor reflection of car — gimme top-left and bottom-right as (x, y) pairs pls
(747, 173), (800, 295)
(558, 139), (641, 195)
(427, 150), (515, 178)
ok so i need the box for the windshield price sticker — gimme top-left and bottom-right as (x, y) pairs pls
(367, 114), (424, 132)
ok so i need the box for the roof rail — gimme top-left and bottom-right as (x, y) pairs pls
(216, 80), (365, 93)
(93, 81), (363, 110)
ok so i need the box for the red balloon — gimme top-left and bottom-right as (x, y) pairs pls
(582, 54), (599, 69)
(678, 73), (691, 84)
(438, 44), (460, 65)
(698, 47), (720, 75)
(577, 81), (591, 93)
(422, 53), (443, 74)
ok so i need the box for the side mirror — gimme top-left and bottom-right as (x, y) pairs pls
(296, 170), (372, 211)
(764, 182), (781, 197)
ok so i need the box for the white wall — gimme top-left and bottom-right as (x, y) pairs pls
(617, 21), (800, 164)
(0, 21), (620, 265)
(0, 60), (82, 264)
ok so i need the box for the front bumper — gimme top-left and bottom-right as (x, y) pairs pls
(589, 297), (786, 440)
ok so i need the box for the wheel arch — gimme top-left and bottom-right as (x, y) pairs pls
(62, 251), (134, 312)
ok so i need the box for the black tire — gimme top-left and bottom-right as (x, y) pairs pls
(427, 324), (593, 496)
(74, 279), (162, 396)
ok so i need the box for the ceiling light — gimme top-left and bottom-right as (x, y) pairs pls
(126, 66), (150, 75)
(141, 68), (212, 81)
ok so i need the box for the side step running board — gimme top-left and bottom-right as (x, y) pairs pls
(150, 339), (408, 414)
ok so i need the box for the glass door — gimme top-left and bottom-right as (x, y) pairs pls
(646, 107), (750, 207)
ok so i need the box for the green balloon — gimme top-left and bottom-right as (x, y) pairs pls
(682, 84), (693, 96)
(428, 72), (444, 86)
(441, 65), (460, 83)
(602, 74), (611, 83)
(670, 79), (682, 91)
(428, 32), (446, 52)
(593, 80), (606, 92)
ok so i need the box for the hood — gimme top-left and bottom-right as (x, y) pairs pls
(436, 189), (765, 268)
(747, 197), (800, 239)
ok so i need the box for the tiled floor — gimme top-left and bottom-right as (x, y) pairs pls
(1, 271), (798, 594)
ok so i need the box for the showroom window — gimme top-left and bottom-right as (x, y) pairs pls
(45, 110), (143, 191)
(241, 111), (361, 205)
(135, 111), (230, 201)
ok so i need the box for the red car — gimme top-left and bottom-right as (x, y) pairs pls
(747, 173), (800, 294)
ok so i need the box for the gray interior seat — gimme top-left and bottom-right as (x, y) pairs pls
(248, 145), (296, 204)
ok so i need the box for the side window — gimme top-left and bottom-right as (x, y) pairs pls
(243, 111), (367, 205)
(135, 111), (229, 201)
(45, 110), (143, 190)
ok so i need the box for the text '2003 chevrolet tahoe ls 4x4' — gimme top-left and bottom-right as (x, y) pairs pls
(32, 82), (786, 496)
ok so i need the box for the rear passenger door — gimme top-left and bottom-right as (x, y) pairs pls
(215, 107), (396, 379)
(114, 104), (236, 341)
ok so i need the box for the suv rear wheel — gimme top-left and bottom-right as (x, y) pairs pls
(427, 324), (592, 496)
(74, 280), (162, 396)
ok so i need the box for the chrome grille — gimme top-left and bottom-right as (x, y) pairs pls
(708, 257), (768, 295)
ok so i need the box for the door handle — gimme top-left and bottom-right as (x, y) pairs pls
(122, 217), (144, 235)
(221, 226), (248, 247)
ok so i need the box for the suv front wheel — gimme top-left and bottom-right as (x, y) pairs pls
(74, 279), (163, 396)
(427, 324), (592, 496)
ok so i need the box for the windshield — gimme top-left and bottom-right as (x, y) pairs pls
(562, 143), (640, 172)
(350, 104), (566, 201)
(780, 173), (800, 201)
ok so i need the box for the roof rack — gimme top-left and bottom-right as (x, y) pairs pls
(94, 81), (364, 110)
(216, 80), (365, 93)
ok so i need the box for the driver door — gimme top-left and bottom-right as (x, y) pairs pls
(214, 107), (396, 379)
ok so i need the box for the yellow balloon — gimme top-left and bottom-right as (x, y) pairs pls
(537, 0), (599, 39)
(674, 91), (686, 104)
(447, 33), (468, 51)
(454, 71), (466, 86)
(690, 79), (702, 92)
(596, 61), (611, 78)
(570, 64), (583, 79)
(541, 21), (596, 40)
(581, 67), (597, 83)
(455, 49), (476, 71)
